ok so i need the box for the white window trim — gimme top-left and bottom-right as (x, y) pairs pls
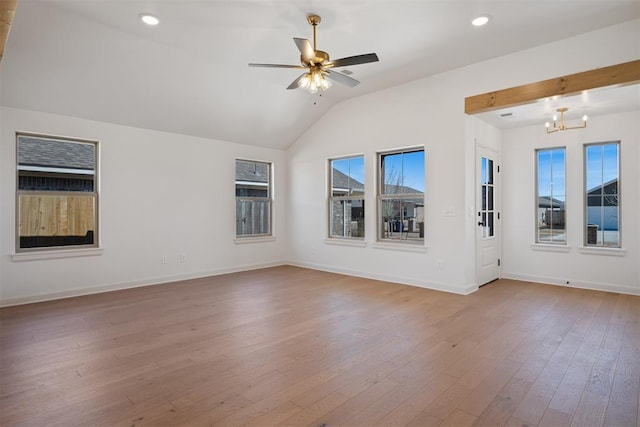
(16, 132), (100, 254)
(234, 236), (276, 245)
(535, 147), (567, 246)
(324, 238), (367, 248)
(583, 141), (621, 249)
(578, 246), (626, 257)
(12, 247), (104, 262)
(371, 241), (428, 253)
(328, 155), (366, 240)
(376, 146), (425, 244)
(530, 243), (571, 253)
(235, 159), (273, 239)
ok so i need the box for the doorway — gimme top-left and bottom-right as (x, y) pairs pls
(476, 147), (500, 286)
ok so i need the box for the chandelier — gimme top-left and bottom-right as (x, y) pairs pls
(545, 107), (587, 133)
(297, 69), (331, 93)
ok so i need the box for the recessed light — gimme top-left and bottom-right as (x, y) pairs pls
(139, 13), (159, 26)
(471, 15), (490, 27)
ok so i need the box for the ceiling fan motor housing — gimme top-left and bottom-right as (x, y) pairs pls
(302, 50), (329, 66)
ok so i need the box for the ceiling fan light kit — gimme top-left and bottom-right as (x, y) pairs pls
(545, 107), (588, 133)
(249, 14), (379, 93)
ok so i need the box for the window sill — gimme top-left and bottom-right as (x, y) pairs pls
(531, 243), (571, 253)
(323, 238), (367, 248)
(234, 236), (276, 244)
(12, 247), (104, 262)
(578, 246), (626, 257)
(371, 242), (428, 253)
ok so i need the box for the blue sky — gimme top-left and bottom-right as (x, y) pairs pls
(382, 150), (424, 192)
(538, 143), (618, 198)
(585, 143), (619, 190)
(332, 150), (425, 192)
(332, 156), (365, 186)
(537, 148), (566, 200)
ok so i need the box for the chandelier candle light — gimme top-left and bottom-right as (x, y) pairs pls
(546, 107), (588, 133)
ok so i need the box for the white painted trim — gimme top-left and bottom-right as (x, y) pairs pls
(233, 236), (276, 244)
(371, 242), (428, 253)
(501, 272), (640, 296)
(578, 246), (626, 257)
(0, 261), (286, 307)
(530, 243), (571, 253)
(12, 247), (104, 262)
(323, 238), (367, 248)
(288, 260), (477, 295)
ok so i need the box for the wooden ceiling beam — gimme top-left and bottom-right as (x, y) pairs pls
(0, 0), (17, 62)
(465, 59), (640, 115)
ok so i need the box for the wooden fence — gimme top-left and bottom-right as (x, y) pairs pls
(19, 194), (95, 237)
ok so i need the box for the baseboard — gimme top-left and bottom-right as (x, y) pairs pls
(501, 271), (640, 296)
(288, 260), (479, 295)
(0, 261), (287, 307)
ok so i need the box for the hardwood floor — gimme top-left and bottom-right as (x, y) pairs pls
(1, 266), (638, 426)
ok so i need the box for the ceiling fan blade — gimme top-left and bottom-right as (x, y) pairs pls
(287, 74), (307, 90)
(325, 70), (360, 88)
(294, 38), (314, 63)
(328, 53), (379, 68)
(249, 63), (306, 69)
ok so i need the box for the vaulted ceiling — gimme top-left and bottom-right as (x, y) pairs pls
(2, 1), (639, 149)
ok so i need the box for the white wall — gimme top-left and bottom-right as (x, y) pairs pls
(0, 108), (288, 305)
(501, 110), (639, 295)
(1, 20), (638, 304)
(286, 19), (639, 295)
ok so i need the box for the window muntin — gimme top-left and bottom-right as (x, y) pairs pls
(585, 142), (619, 247)
(378, 148), (424, 243)
(16, 133), (98, 252)
(536, 148), (566, 244)
(235, 159), (272, 237)
(329, 156), (365, 239)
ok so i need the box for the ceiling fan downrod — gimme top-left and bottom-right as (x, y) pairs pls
(307, 14), (321, 51)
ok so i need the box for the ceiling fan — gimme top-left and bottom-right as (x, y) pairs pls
(248, 14), (379, 93)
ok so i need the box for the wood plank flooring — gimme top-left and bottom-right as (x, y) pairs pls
(1, 266), (638, 426)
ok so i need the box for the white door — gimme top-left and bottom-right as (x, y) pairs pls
(476, 147), (500, 286)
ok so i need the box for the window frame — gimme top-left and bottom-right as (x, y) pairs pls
(235, 159), (273, 239)
(327, 155), (365, 240)
(583, 141), (620, 248)
(377, 146), (425, 244)
(535, 147), (567, 245)
(15, 132), (100, 254)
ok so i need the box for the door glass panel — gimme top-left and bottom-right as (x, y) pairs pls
(480, 156), (495, 239)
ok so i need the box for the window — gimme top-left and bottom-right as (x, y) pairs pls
(378, 148), (424, 243)
(329, 156), (365, 238)
(16, 133), (98, 252)
(480, 156), (496, 239)
(235, 159), (272, 237)
(536, 148), (566, 244)
(585, 142), (620, 247)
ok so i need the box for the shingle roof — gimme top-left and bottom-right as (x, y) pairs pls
(18, 136), (95, 170)
(332, 168), (364, 192)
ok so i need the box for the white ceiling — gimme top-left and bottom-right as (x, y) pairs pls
(2, 1), (639, 149)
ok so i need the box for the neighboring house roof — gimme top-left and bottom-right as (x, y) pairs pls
(18, 136), (95, 170)
(538, 196), (564, 208)
(587, 178), (618, 196)
(383, 184), (423, 195)
(235, 160), (269, 183)
(332, 169), (364, 194)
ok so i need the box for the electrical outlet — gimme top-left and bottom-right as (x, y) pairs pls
(179, 254), (187, 263)
(161, 255), (168, 264)
(437, 260), (444, 270)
